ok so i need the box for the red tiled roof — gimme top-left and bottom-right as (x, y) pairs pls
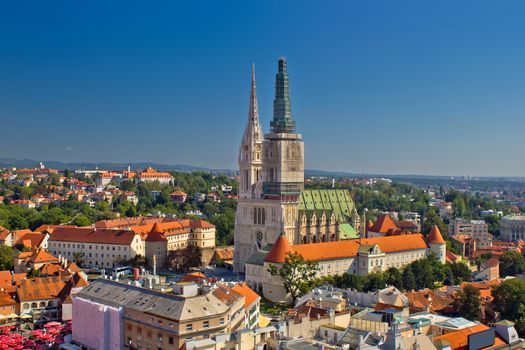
(427, 225), (446, 245)
(396, 220), (418, 229)
(29, 250), (59, 264)
(214, 247), (234, 261)
(231, 282), (260, 309)
(34, 224), (77, 233)
(369, 214), (399, 234)
(265, 235), (293, 263)
(15, 233), (47, 249)
(50, 227), (140, 245)
(0, 271), (12, 289)
(433, 324), (506, 350)
(180, 272), (206, 283)
(287, 234), (428, 262)
(0, 292), (16, 307)
(0, 226), (10, 241)
(170, 191), (187, 196)
(145, 223), (167, 242)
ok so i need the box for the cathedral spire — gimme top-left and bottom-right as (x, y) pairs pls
(271, 57), (296, 133)
(245, 63), (262, 142)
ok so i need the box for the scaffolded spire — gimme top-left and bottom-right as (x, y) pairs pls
(271, 57), (296, 133)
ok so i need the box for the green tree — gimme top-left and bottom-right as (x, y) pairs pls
(27, 268), (42, 278)
(268, 252), (320, 305)
(453, 197), (467, 218)
(493, 279), (525, 336)
(499, 251), (525, 277)
(72, 215), (91, 227)
(402, 268), (416, 291)
(167, 246), (203, 272)
(364, 272), (386, 292)
(455, 285), (480, 321)
(449, 262), (472, 283)
(72, 252), (84, 267)
(384, 267), (403, 289)
(0, 246), (15, 270)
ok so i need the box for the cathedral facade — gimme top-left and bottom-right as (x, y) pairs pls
(233, 59), (360, 272)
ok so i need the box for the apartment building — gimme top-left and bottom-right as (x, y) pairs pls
(449, 219), (492, 249)
(72, 279), (247, 350)
(48, 227), (145, 269)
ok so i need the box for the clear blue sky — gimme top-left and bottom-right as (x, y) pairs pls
(1, 1), (524, 176)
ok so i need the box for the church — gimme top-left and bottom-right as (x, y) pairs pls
(233, 59), (447, 303)
(233, 59), (361, 273)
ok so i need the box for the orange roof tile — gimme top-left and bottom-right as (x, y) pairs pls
(146, 222), (167, 242)
(265, 235), (293, 263)
(231, 282), (260, 309)
(0, 226), (10, 241)
(30, 250), (59, 264)
(0, 271), (12, 289)
(433, 324), (506, 350)
(369, 214), (399, 234)
(286, 234), (428, 262)
(0, 292), (16, 307)
(50, 227), (141, 245)
(428, 225), (446, 245)
(15, 233), (47, 249)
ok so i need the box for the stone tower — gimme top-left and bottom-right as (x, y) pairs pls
(234, 58), (305, 272)
(238, 64), (263, 200)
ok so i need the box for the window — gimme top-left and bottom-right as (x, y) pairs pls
(220, 318), (224, 325)
(169, 337), (174, 345)
(127, 324), (132, 331)
(203, 321), (209, 328)
(186, 324), (192, 331)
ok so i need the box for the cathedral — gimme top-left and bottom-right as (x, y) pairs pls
(233, 59), (361, 272)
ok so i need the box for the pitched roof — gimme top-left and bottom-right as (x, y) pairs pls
(0, 271), (12, 289)
(214, 247), (234, 261)
(482, 258), (499, 269)
(29, 250), (59, 264)
(0, 226), (10, 241)
(427, 225), (446, 245)
(264, 234), (293, 263)
(369, 214), (399, 234)
(34, 224), (77, 233)
(287, 234), (428, 262)
(0, 292), (16, 307)
(17, 275), (71, 301)
(15, 233), (47, 249)
(49, 227), (140, 245)
(231, 282), (260, 309)
(432, 324), (506, 350)
(145, 223), (167, 242)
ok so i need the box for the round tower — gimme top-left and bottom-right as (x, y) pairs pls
(427, 225), (446, 264)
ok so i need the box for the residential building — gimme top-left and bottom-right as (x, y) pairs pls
(14, 250), (60, 273)
(71, 278), (247, 350)
(449, 219), (492, 249)
(170, 190), (188, 203)
(230, 282), (261, 329)
(48, 227), (146, 269)
(17, 273), (88, 323)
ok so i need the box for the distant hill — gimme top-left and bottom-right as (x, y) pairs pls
(0, 157), (522, 181)
(0, 157), (233, 174)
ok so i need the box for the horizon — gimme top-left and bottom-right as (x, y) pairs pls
(1, 1), (525, 176)
(2, 156), (524, 179)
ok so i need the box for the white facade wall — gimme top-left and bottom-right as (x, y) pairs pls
(48, 237), (144, 269)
